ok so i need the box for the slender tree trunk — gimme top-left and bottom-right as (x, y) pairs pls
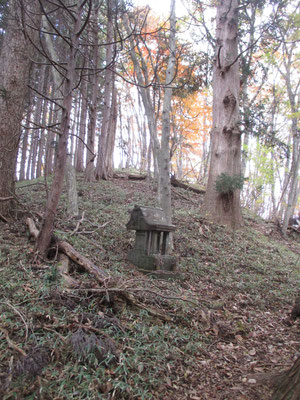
(203, 0), (242, 229)
(19, 103), (33, 181)
(158, 0), (176, 228)
(122, 14), (160, 180)
(44, 96), (56, 177)
(36, 2), (86, 256)
(70, 90), (79, 159)
(85, 7), (100, 182)
(30, 66), (46, 179)
(65, 154), (79, 217)
(76, 67), (88, 172)
(36, 66), (49, 178)
(95, 0), (114, 180)
(125, 116), (132, 169)
(282, 90), (300, 235)
(106, 83), (117, 176)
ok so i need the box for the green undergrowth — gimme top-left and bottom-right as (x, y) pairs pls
(0, 174), (299, 399)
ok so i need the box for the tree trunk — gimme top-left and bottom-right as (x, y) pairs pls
(19, 103), (33, 181)
(44, 96), (57, 177)
(203, 0), (242, 229)
(95, 0), (114, 180)
(36, 1), (86, 256)
(36, 66), (50, 178)
(65, 154), (79, 217)
(0, 0), (37, 216)
(76, 65), (88, 172)
(282, 89), (300, 235)
(158, 0), (176, 229)
(106, 82), (118, 177)
(85, 7), (100, 182)
(122, 14), (160, 179)
(272, 356), (300, 400)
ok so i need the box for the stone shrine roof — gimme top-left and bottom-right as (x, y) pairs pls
(126, 205), (176, 232)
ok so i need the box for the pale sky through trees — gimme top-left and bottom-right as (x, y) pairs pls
(134, 0), (187, 17)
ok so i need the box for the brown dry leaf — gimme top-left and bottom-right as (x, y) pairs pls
(235, 334), (244, 342)
(249, 348), (256, 356)
(165, 376), (172, 387)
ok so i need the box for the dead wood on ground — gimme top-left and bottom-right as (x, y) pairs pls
(171, 176), (205, 194)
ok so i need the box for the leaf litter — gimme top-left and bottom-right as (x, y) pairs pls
(0, 174), (299, 399)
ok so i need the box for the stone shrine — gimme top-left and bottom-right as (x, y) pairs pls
(126, 205), (176, 272)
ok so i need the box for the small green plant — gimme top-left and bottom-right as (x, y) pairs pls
(215, 173), (245, 194)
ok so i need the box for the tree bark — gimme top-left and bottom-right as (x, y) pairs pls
(85, 6), (100, 182)
(65, 154), (79, 217)
(0, 0), (38, 216)
(36, 1), (87, 256)
(19, 102), (33, 181)
(95, 0), (114, 180)
(272, 356), (300, 400)
(203, 0), (242, 229)
(106, 81), (118, 177)
(76, 64), (88, 172)
(159, 0), (176, 229)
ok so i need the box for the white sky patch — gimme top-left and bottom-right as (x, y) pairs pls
(133, 0), (188, 17)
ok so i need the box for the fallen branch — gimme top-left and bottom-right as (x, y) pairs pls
(75, 286), (199, 306)
(0, 327), (27, 357)
(0, 213), (9, 223)
(57, 240), (110, 284)
(0, 301), (29, 341)
(113, 173), (147, 181)
(57, 253), (79, 289)
(171, 175), (205, 194)
(26, 217), (111, 286)
(171, 188), (197, 204)
(0, 196), (14, 201)
(128, 174), (147, 180)
(70, 211), (85, 236)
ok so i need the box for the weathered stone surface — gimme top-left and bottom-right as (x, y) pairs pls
(126, 205), (176, 232)
(126, 205), (177, 274)
(127, 252), (176, 271)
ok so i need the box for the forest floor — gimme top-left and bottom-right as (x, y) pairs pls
(0, 173), (299, 400)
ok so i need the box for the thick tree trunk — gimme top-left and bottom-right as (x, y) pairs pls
(0, 0), (37, 216)
(272, 356), (300, 400)
(203, 0), (242, 229)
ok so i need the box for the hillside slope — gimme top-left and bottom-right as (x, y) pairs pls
(0, 175), (299, 399)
